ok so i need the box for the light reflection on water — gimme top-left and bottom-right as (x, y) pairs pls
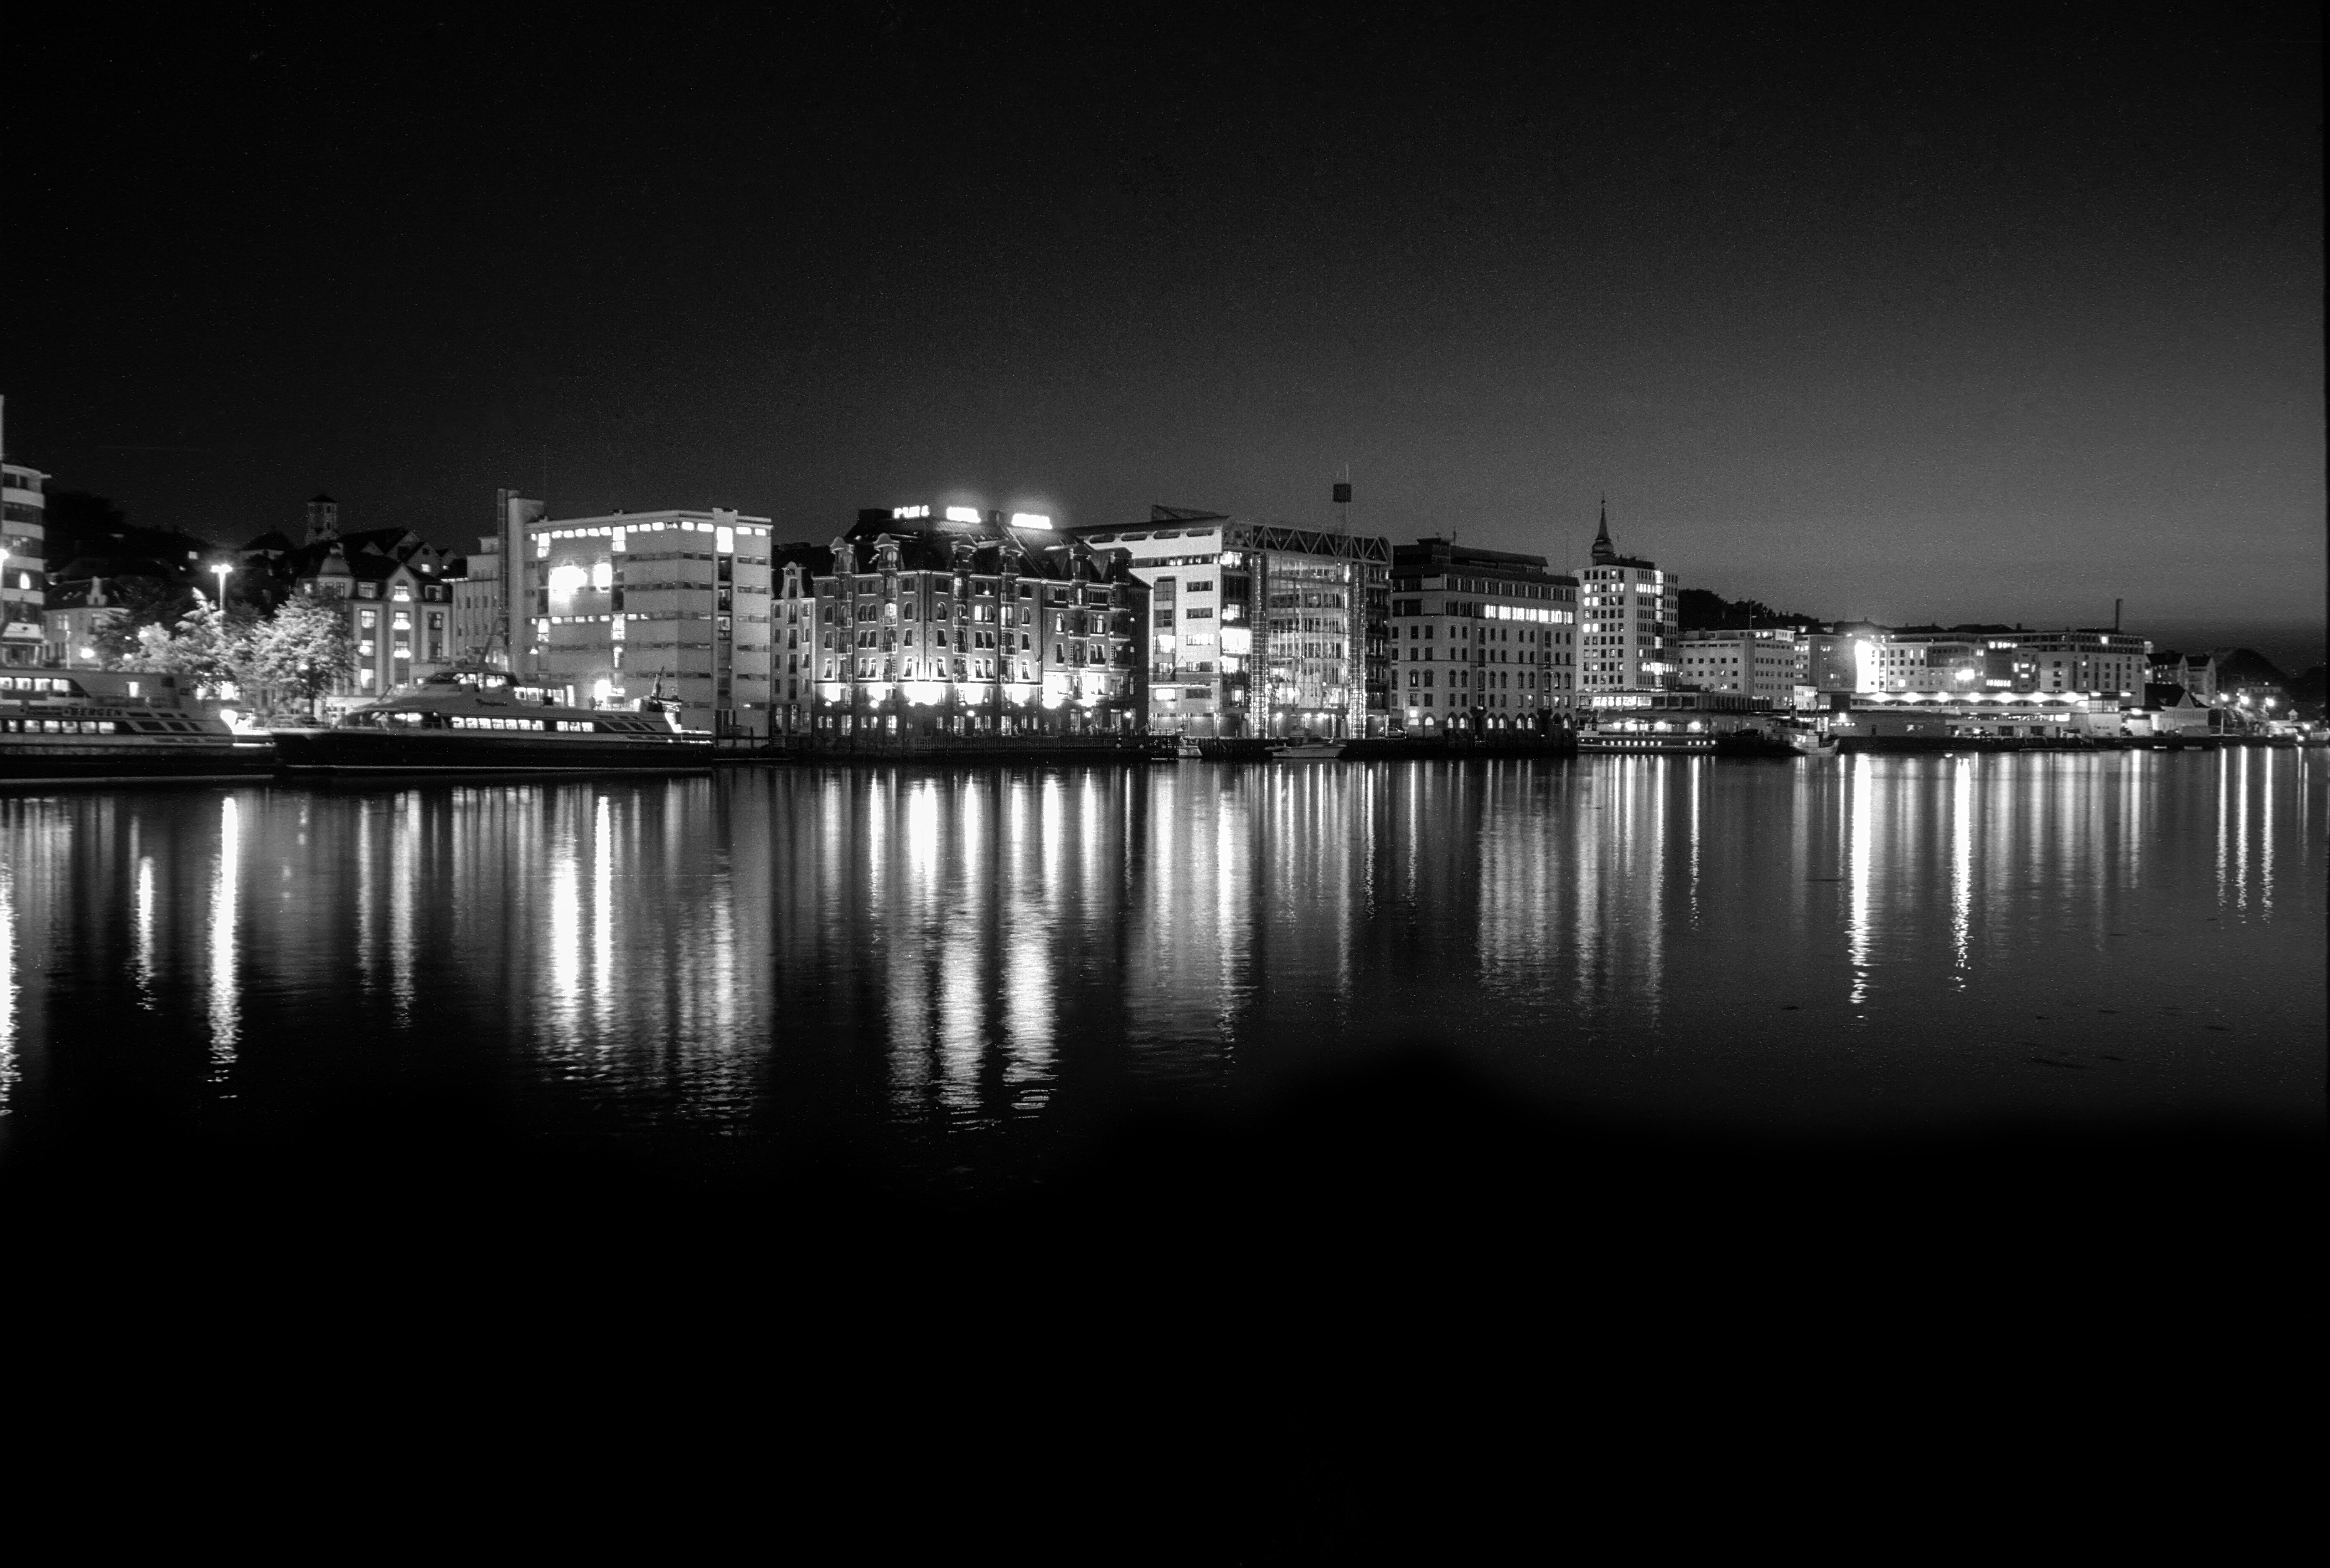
(0, 751), (2321, 1150)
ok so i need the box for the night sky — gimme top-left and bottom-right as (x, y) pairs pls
(9, 6), (2322, 663)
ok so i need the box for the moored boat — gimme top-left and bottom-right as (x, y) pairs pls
(270, 670), (713, 775)
(1270, 739), (1348, 760)
(0, 669), (275, 785)
(1576, 728), (1716, 754)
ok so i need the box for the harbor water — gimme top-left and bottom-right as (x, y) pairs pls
(1, 750), (2319, 1189)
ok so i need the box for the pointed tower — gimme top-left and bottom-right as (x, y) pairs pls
(1591, 495), (1616, 566)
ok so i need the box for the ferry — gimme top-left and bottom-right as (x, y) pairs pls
(270, 669), (714, 776)
(0, 670), (276, 785)
(1576, 726), (1717, 754)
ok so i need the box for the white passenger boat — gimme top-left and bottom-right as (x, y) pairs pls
(0, 670), (275, 784)
(270, 670), (713, 775)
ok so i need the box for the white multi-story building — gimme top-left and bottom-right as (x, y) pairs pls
(1576, 504), (1675, 695)
(1387, 538), (1578, 733)
(1067, 507), (1391, 738)
(516, 506), (778, 736)
(1, 459), (47, 668)
(1676, 627), (1801, 707)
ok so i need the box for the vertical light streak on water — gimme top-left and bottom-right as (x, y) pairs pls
(1215, 780), (1250, 1046)
(1573, 765), (1604, 1020)
(1847, 755), (1873, 1011)
(134, 853), (159, 1010)
(547, 802), (581, 1050)
(356, 803), (377, 998)
(592, 794), (615, 1039)
(1005, 779), (1055, 1113)
(2256, 750), (2272, 919)
(208, 795), (241, 1082)
(0, 850), (17, 1114)
(2235, 747), (2252, 914)
(1686, 756), (1703, 930)
(1951, 756), (1974, 984)
(1080, 771), (1104, 926)
(2216, 748), (2231, 907)
(1643, 759), (1666, 1032)
(889, 780), (943, 1098)
(954, 779), (989, 1084)
(707, 821), (738, 1070)
(1403, 763), (1419, 909)
(390, 792), (416, 1023)
(1149, 770), (1177, 976)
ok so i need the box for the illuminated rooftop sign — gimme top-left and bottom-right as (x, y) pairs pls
(944, 506), (982, 524)
(892, 504), (930, 520)
(1011, 512), (1052, 531)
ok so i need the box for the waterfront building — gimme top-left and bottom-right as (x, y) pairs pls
(1576, 503), (1676, 695)
(1068, 506), (1391, 738)
(1, 460), (47, 668)
(1881, 626), (2150, 700)
(1387, 538), (1579, 734)
(443, 535), (506, 667)
(242, 499), (455, 699)
(1676, 627), (1802, 708)
(40, 575), (126, 669)
(799, 506), (1146, 741)
(514, 506), (777, 736)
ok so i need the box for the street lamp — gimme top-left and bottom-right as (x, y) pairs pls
(210, 561), (233, 607)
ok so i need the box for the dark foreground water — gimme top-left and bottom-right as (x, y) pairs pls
(3, 749), (2320, 1178)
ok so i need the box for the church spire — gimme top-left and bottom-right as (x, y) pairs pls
(1591, 494), (1615, 566)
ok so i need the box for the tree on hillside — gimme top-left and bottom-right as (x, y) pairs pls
(1676, 587), (1824, 632)
(245, 594), (356, 717)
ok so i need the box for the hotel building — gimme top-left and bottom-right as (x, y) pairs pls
(1068, 507), (1392, 738)
(1576, 504), (1676, 698)
(1, 460), (46, 668)
(1387, 538), (1579, 733)
(796, 506), (1146, 739)
(514, 506), (778, 736)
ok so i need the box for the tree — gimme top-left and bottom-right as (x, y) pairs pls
(91, 575), (200, 665)
(245, 594), (356, 717)
(1676, 587), (1825, 632)
(120, 597), (257, 697)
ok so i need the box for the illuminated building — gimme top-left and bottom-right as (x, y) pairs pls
(242, 498), (455, 698)
(796, 507), (1146, 740)
(1, 459), (46, 668)
(1388, 538), (1578, 734)
(439, 490), (544, 670)
(1676, 627), (1803, 707)
(513, 506), (777, 736)
(1576, 502), (1675, 693)
(1069, 507), (1391, 739)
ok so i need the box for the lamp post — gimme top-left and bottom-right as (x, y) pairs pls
(210, 561), (233, 608)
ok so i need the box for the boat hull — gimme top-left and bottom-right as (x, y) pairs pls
(271, 728), (713, 775)
(1, 739), (278, 785)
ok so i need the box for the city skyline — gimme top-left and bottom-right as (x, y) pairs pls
(7, 8), (2320, 667)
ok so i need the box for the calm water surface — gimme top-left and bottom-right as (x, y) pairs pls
(1, 752), (2321, 1172)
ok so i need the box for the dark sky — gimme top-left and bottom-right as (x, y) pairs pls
(8, 5), (2322, 662)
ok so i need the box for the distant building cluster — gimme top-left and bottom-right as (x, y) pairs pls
(0, 427), (2306, 737)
